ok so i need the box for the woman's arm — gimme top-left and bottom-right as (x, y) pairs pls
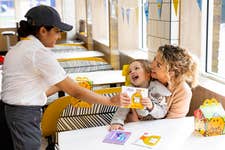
(45, 85), (61, 97)
(55, 77), (130, 106)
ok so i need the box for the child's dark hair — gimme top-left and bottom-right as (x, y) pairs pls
(17, 20), (54, 38)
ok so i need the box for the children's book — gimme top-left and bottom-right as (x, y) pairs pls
(133, 132), (161, 148)
(102, 130), (131, 145)
(122, 86), (148, 109)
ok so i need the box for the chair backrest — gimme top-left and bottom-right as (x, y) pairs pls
(41, 96), (71, 137)
(122, 64), (131, 86)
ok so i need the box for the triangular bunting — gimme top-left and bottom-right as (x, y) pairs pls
(156, 0), (163, 19)
(126, 8), (131, 24)
(196, 0), (202, 11)
(136, 7), (139, 24)
(121, 7), (125, 22)
(173, 0), (179, 16)
(144, 1), (150, 22)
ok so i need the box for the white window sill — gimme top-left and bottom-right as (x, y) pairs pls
(94, 39), (109, 47)
(119, 49), (148, 59)
(198, 75), (225, 97)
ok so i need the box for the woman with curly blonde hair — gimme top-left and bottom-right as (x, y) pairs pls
(150, 44), (198, 118)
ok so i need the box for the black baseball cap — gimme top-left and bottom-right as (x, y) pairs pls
(25, 5), (73, 31)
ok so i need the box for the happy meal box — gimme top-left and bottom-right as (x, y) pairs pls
(194, 98), (225, 136)
(69, 77), (93, 107)
(75, 77), (93, 90)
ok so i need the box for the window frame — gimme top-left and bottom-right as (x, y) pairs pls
(202, 0), (225, 84)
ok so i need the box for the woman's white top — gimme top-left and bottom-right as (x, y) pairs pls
(1, 35), (67, 106)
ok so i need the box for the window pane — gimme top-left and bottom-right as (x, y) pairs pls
(0, 0), (56, 28)
(207, 0), (225, 79)
(28, 0), (56, 7)
(0, 0), (15, 28)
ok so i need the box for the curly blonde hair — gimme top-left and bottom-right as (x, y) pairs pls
(158, 44), (199, 88)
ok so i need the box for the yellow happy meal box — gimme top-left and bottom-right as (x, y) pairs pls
(194, 98), (225, 136)
(75, 77), (93, 90)
(69, 77), (93, 107)
(122, 86), (148, 109)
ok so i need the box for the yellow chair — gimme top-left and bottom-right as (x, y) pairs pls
(41, 87), (121, 137)
(41, 97), (89, 137)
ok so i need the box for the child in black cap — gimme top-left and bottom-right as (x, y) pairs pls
(1, 5), (128, 150)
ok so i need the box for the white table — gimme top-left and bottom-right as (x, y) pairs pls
(58, 117), (225, 150)
(54, 50), (104, 60)
(68, 70), (125, 86)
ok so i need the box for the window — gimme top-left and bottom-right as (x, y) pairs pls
(206, 0), (225, 81)
(0, 0), (57, 28)
(0, 0), (14, 28)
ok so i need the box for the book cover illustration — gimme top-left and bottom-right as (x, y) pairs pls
(133, 132), (161, 148)
(103, 130), (131, 145)
(122, 86), (148, 109)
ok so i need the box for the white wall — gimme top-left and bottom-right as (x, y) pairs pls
(62, 0), (76, 40)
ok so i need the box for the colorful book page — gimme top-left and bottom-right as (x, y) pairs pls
(133, 132), (161, 148)
(103, 130), (131, 145)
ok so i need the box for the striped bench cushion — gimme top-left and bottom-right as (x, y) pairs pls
(56, 92), (119, 132)
(61, 104), (118, 117)
(63, 64), (113, 73)
(59, 60), (113, 73)
(51, 46), (86, 53)
(57, 113), (115, 132)
(59, 60), (111, 69)
(60, 93), (118, 117)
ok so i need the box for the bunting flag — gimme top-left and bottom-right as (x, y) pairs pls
(104, 0), (107, 12)
(136, 7), (139, 24)
(126, 8), (131, 24)
(121, 6), (139, 24)
(144, 1), (150, 22)
(156, 0), (163, 19)
(196, 0), (202, 11)
(121, 7), (125, 22)
(173, 0), (179, 16)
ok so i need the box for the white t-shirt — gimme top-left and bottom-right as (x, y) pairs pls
(1, 35), (67, 106)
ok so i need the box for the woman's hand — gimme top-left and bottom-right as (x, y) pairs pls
(141, 97), (153, 110)
(109, 124), (124, 131)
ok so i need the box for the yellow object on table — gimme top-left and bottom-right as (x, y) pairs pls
(75, 76), (93, 90)
(69, 77), (93, 107)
